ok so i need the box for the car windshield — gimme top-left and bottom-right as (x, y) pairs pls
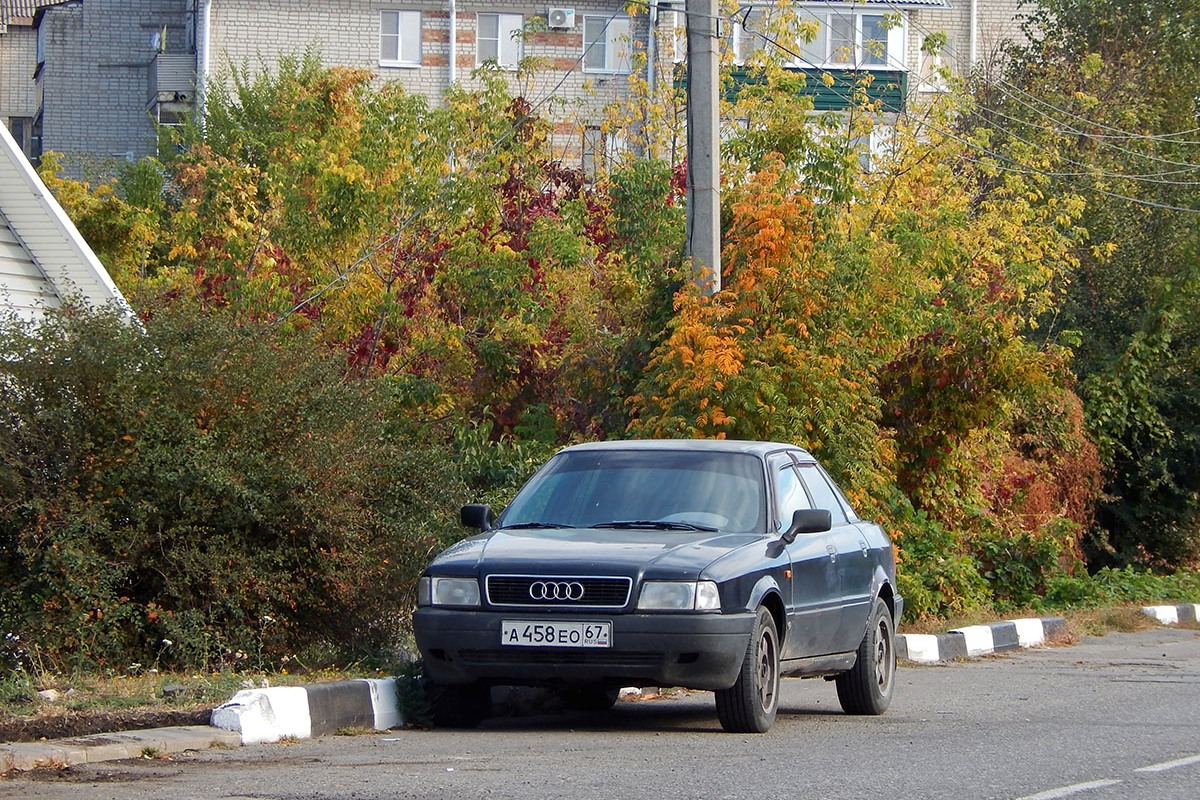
(497, 449), (767, 533)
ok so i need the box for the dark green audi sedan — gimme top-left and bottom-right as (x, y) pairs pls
(414, 439), (901, 733)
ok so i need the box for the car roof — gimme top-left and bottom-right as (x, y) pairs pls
(559, 439), (815, 461)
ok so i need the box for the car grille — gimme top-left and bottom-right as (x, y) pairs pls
(485, 575), (632, 608)
(458, 649), (663, 668)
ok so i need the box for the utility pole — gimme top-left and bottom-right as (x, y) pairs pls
(684, 0), (721, 294)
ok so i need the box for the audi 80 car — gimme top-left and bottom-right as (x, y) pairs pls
(413, 439), (901, 733)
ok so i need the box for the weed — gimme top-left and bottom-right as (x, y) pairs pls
(394, 661), (432, 728)
(334, 726), (375, 737)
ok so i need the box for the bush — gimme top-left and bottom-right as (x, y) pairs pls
(0, 303), (468, 672)
(1040, 567), (1200, 611)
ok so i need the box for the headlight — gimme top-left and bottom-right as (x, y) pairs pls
(637, 580), (721, 611)
(419, 576), (481, 607)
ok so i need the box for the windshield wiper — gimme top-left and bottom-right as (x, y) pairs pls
(498, 522), (577, 530)
(590, 520), (719, 532)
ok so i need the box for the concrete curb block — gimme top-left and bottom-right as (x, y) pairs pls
(897, 617), (1068, 663)
(0, 726), (241, 772)
(1142, 604), (1200, 625)
(210, 678), (402, 745)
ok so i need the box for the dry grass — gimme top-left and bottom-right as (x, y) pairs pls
(0, 667), (377, 742)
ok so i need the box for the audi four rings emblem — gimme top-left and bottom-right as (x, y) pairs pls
(529, 581), (586, 601)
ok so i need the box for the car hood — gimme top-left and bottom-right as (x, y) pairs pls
(429, 528), (767, 580)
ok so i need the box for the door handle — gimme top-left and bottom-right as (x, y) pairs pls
(859, 539), (869, 557)
(826, 544), (838, 562)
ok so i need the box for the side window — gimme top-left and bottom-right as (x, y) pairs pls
(821, 464), (860, 521)
(797, 464), (848, 525)
(770, 456), (812, 533)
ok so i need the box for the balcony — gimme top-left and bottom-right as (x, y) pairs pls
(148, 51), (196, 106)
(676, 67), (908, 114)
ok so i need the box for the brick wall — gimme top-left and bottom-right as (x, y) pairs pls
(38, 0), (193, 175)
(207, 1), (659, 160)
(0, 23), (38, 121)
(908, 0), (1029, 83)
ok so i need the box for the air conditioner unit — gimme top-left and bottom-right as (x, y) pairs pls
(547, 7), (575, 29)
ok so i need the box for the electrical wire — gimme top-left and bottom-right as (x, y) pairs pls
(700, 1), (1200, 213)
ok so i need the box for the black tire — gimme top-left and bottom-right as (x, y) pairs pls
(836, 596), (896, 715)
(428, 681), (491, 728)
(560, 686), (620, 712)
(715, 606), (780, 733)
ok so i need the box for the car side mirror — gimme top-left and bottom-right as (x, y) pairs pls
(782, 508), (832, 542)
(461, 504), (495, 531)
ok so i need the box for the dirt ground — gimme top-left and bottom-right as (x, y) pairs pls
(0, 707), (213, 743)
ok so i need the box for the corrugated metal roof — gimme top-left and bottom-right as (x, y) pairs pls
(0, 1), (65, 34)
(0, 121), (131, 322)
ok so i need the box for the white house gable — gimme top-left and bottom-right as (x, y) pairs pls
(0, 118), (129, 321)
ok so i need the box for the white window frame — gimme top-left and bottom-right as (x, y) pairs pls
(582, 125), (629, 179)
(583, 15), (631, 74)
(794, 9), (904, 71)
(477, 13), (524, 69)
(671, 10), (685, 64)
(380, 10), (422, 68)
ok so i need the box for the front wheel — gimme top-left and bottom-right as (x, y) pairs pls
(715, 606), (780, 733)
(835, 596), (896, 715)
(427, 681), (491, 728)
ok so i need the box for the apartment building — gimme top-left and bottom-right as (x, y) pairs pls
(0, 1), (1029, 174)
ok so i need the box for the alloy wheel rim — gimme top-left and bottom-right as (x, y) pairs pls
(758, 627), (778, 711)
(875, 618), (894, 692)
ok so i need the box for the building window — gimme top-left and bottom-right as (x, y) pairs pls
(477, 13), (523, 69)
(671, 11), (685, 64)
(31, 115), (43, 161)
(583, 15), (631, 74)
(36, 21), (46, 66)
(380, 10), (421, 67)
(582, 125), (627, 180)
(7, 118), (33, 157)
(795, 10), (900, 69)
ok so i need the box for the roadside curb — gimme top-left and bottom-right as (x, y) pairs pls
(0, 725), (240, 773)
(897, 617), (1068, 663)
(210, 678), (402, 745)
(1142, 604), (1200, 625)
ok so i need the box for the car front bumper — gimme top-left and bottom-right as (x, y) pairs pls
(414, 607), (756, 691)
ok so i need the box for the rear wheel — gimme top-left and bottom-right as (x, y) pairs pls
(836, 596), (896, 715)
(560, 686), (620, 712)
(428, 681), (491, 728)
(715, 606), (780, 733)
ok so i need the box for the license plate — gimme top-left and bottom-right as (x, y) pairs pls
(501, 620), (612, 648)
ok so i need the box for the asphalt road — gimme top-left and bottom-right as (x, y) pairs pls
(4, 627), (1198, 800)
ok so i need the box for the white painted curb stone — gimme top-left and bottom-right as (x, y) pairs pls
(951, 624), (995, 657)
(211, 686), (311, 745)
(1012, 617), (1047, 647)
(903, 633), (942, 663)
(364, 678), (403, 730)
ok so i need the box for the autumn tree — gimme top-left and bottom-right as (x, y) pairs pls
(971, 0), (1200, 568)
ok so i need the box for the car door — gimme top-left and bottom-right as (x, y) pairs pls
(769, 454), (841, 659)
(796, 462), (875, 654)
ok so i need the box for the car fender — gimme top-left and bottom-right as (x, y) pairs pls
(744, 574), (784, 613)
(742, 575), (788, 645)
(859, 566), (900, 635)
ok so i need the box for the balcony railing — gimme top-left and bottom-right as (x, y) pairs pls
(148, 51), (196, 105)
(676, 67), (908, 114)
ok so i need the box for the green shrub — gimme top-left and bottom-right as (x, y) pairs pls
(1040, 566), (1200, 610)
(889, 495), (989, 620)
(0, 303), (468, 672)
